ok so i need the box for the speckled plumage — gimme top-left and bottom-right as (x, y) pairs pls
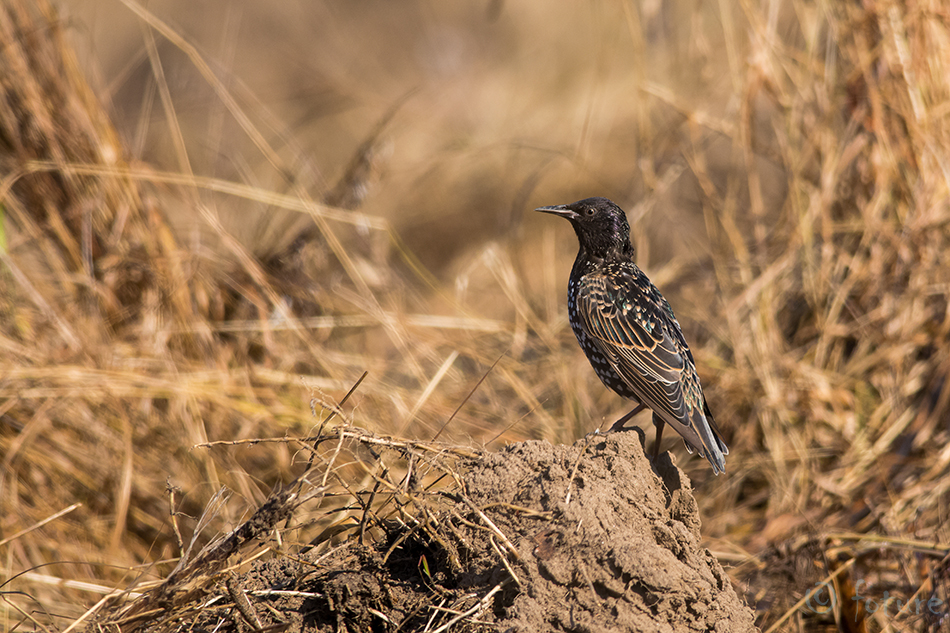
(537, 197), (728, 474)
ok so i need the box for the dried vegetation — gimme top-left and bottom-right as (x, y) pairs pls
(0, 0), (949, 631)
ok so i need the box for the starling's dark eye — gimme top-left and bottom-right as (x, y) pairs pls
(585, 208), (595, 216)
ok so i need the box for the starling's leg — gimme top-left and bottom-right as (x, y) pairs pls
(651, 415), (665, 461)
(609, 403), (646, 432)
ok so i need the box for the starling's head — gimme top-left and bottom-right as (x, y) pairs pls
(535, 197), (633, 259)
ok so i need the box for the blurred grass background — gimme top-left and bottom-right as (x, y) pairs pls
(1, 0), (948, 630)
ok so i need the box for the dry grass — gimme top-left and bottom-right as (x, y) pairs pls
(1, 0), (949, 631)
(95, 427), (486, 633)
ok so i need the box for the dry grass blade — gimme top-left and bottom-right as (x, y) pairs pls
(431, 349), (506, 441)
(0, 503), (81, 547)
(427, 582), (506, 633)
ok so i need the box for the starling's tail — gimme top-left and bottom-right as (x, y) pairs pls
(652, 401), (727, 474)
(692, 402), (728, 475)
(704, 400), (729, 456)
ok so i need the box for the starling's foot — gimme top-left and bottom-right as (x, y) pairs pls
(609, 403), (646, 432)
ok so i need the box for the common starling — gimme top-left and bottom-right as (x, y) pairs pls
(537, 197), (728, 474)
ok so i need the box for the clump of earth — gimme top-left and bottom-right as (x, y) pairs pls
(105, 431), (756, 632)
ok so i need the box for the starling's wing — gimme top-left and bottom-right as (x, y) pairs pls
(576, 267), (727, 473)
(576, 271), (686, 418)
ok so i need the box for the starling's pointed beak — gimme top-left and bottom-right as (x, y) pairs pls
(536, 204), (579, 220)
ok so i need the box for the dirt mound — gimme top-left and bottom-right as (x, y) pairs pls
(101, 431), (755, 633)
(464, 436), (753, 632)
